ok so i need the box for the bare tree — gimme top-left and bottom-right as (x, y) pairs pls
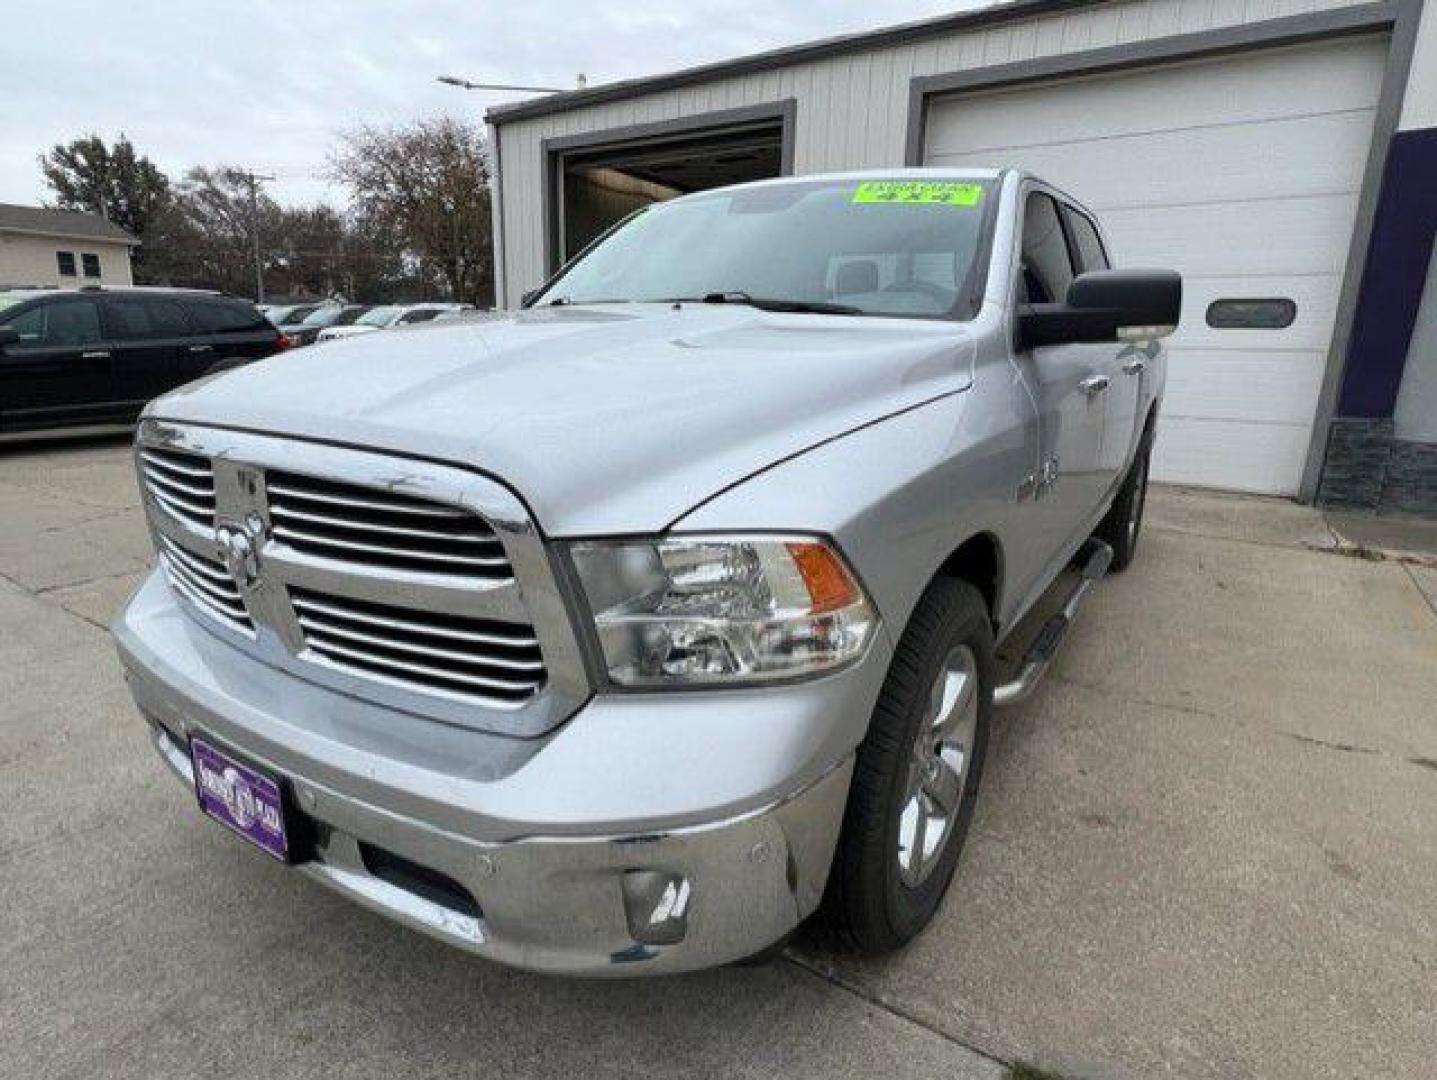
(329, 118), (494, 306)
(40, 134), (172, 275)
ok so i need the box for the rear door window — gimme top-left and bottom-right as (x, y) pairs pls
(106, 300), (155, 340)
(108, 298), (195, 339)
(147, 299), (193, 336)
(1020, 192), (1074, 304)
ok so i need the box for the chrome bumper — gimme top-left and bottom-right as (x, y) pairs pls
(149, 723), (850, 973)
(116, 570), (882, 975)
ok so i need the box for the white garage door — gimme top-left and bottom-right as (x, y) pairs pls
(924, 37), (1388, 494)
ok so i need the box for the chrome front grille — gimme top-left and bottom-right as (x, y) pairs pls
(158, 535), (253, 634)
(291, 588), (546, 703)
(134, 421), (587, 735)
(140, 448), (215, 533)
(266, 470), (513, 581)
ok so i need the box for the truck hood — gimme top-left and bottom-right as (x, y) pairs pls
(153, 303), (975, 535)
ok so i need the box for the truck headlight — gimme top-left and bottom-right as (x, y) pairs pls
(570, 535), (876, 687)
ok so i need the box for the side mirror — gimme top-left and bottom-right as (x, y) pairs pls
(0, 325), (19, 352)
(519, 287), (542, 308)
(1019, 270), (1182, 349)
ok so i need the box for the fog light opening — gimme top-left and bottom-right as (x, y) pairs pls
(621, 870), (692, 946)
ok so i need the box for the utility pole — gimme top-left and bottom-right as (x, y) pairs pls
(243, 170), (275, 303)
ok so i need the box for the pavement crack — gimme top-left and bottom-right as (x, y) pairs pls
(1147, 523), (1320, 554)
(32, 565), (145, 597)
(37, 507), (134, 534)
(1405, 565), (1437, 622)
(1046, 671), (1230, 723)
(1149, 520), (1437, 570)
(57, 603), (111, 633)
(1050, 674), (1435, 775)
(1281, 732), (1378, 756)
(783, 950), (1013, 1072)
(0, 565), (38, 598)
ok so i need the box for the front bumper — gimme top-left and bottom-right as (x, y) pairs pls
(115, 569), (886, 975)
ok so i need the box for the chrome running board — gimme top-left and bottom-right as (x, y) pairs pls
(994, 539), (1113, 708)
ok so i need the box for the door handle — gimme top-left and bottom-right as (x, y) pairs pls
(1079, 374), (1110, 397)
(188, 344), (213, 353)
(1122, 358), (1146, 375)
(81, 350), (111, 359)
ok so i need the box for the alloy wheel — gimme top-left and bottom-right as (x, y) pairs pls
(896, 644), (980, 888)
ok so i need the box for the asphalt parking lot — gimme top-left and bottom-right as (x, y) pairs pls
(3, 437), (1435, 1080)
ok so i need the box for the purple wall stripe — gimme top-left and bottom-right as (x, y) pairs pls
(1337, 126), (1437, 418)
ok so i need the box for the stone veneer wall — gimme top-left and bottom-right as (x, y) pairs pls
(1318, 419), (1437, 516)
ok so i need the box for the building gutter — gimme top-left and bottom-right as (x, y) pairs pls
(0, 227), (137, 246)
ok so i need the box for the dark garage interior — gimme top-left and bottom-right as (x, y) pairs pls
(558, 119), (785, 261)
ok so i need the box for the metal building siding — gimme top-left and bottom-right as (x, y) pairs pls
(495, 0), (1373, 301)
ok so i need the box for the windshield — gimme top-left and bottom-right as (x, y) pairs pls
(357, 305), (401, 326)
(535, 178), (995, 319)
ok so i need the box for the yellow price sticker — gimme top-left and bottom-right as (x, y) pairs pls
(852, 181), (984, 207)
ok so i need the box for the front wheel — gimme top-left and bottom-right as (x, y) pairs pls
(822, 578), (993, 953)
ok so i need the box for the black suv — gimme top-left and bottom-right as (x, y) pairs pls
(0, 287), (286, 436)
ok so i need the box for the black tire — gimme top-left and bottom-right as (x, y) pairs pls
(822, 578), (994, 953)
(1096, 427), (1153, 574)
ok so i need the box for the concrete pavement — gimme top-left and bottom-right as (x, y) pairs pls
(2, 438), (1434, 1079)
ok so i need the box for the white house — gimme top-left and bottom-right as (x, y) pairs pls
(0, 203), (136, 290)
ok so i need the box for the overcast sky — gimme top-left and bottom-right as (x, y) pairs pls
(3, 0), (991, 210)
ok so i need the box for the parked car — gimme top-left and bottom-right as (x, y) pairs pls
(0, 287), (287, 437)
(262, 302), (326, 327)
(430, 307), (500, 324)
(315, 302), (471, 341)
(275, 300), (340, 334)
(282, 304), (372, 347)
(114, 169), (1179, 974)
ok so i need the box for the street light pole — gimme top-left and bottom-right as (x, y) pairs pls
(242, 169), (275, 303)
(436, 75), (582, 94)
(436, 75), (584, 311)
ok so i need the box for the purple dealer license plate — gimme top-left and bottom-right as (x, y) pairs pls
(190, 736), (290, 861)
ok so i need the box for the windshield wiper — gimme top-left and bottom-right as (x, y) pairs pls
(541, 297), (636, 307)
(672, 291), (862, 316)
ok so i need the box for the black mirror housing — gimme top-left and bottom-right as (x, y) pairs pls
(1019, 269), (1182, 349)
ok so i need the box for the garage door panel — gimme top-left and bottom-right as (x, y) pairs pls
(924, 37), (1387, 157)
(1153, 417), (1312, 495)
(928, 110), (1375, 211)
(923, 34), (1386, 494)
(1179, 275), (1342, 353)
(1102, 193), (1363, 276)
(1162, 349), (1327, 426)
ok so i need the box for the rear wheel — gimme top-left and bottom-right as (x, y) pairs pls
(1097, 429), (1153, 573)
(823, 578), (993, 953)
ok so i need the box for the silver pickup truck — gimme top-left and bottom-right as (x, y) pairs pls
(114, 169), (1179, 975)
